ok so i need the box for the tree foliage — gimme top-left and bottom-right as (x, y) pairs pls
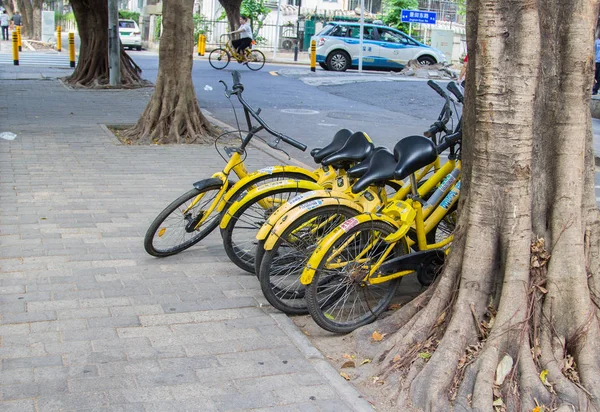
(381, 0), (418, 33)
(240, 0), (270, 38)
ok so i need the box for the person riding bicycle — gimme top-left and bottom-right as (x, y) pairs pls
(227, 16), (253, 62)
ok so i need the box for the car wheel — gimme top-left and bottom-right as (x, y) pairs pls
(417, 55), (436, 65)
(327, 50), (350, 71)
(319, 62), (329, 70)
(136, 46), (142, 51)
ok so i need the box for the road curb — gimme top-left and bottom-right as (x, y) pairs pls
(271, 313), (375, 412)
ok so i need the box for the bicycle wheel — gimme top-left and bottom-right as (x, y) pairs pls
(246, 50), (265, 71)
(259, 205), (358, 315)
(144, 186), (222, 257)
(209, 48), (230, 70)
(306, 220), (408, 334)
(222, 186), (311, 274)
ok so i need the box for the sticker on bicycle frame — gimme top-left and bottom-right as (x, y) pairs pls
(258, 167), (275, 175)
(440, 181), (460, 210)
(259, 180), (291, 189)
(289, 192), (311, 205)
(299, 199), (323, 211)
(340, 217), (359, 232)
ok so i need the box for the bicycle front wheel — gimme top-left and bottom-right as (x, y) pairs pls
(306, 219), (407, 334)
(144, 186), (222, 257)
(209, 48), (230, 70)
(246, 50), (266, 71)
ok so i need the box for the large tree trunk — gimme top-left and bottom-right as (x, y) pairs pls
(353, 0), (600, 410)
(32, 0), (40, 40)
(1, 0), (16, 17)
(65, 0), (146, 88)
(219, 0), (242, 31)
(122, 0), (214, 144)
(15, 0), (33, 38)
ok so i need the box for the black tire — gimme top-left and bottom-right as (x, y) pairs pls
(417, 55), (436, 65)
(246, 50), (265, 71)
(306, 220), (408, 333)
(209, 48), (230, 70)
(144, 186), (223, 257)
(221, 183), (311, 274)
(136, 46), (142, 51)
(259, 205), (358, 315)
(255, 239), (267, 277)
(327, 50), (350, 71)
(319, 62), (329, 70)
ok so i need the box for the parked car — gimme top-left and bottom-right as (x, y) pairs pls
(119, 19), (142, 51)
(312, 22), (447, 71)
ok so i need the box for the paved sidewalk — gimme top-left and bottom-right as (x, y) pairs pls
(0, 77), (374, 411)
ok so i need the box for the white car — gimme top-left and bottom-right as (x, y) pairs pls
(313, 22), (447, 71)
(119, 19), (142, 51)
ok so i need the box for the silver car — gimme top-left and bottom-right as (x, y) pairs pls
(119, 19), (142, 51)
(313, 22), (447, 71)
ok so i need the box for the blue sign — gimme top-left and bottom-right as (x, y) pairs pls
(401, 10), (437, 24)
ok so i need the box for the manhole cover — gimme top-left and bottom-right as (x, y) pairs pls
(280, 109), (319, 115)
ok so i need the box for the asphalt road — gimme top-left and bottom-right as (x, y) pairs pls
(128, 52), (599, 205)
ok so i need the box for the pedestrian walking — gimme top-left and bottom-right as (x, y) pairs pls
(593, 35), (600, 95)
(11, 11), (21, 27)
(0, 11), (9, 41)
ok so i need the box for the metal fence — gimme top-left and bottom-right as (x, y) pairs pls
(204, 20), (302, 52)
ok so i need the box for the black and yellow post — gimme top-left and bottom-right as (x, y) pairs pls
(310, 40), (316, 72)
(12, 31), (19, 65)
(197, 34), (206, 56)
(16, 26), (22, 52)
(68, 33), (75, 68)
(56, 26), (62, 52)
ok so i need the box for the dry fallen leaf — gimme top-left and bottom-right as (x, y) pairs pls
(360, 359), (371, 365)
(371, 331), (385, 341)
(340, 372), (351, 380)
(392, 354), (402, 363)
(341, 360), (355, 368)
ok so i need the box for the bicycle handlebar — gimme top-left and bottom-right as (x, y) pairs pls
(446, 81), (464, 104)
(424, 80), (452, 137)
(223, 71), (307, 152)
(436, 130), (462, 154)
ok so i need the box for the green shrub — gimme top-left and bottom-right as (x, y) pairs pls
(119, 11), (141, 22)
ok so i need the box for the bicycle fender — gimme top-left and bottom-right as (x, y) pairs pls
(263, 196), (361, 251)
(300, 213), (401, 285)
(193, 177), (226, 191)
(256, 189), (343, 242)
(216, 166), (318, 213)
(219, 179), (321, 230)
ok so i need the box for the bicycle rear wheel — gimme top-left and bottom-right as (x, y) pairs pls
(246, 50), (265, 71)
(209, 48), (230, 70)
(306, 220), (407, 333)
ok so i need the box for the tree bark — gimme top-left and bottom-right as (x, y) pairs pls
(219, 0), (242, 31)
(357, 0), (600, 410)
(122, 0), (214, 144)
(65, 0), (146, 88)
(15, 0), (33, 38)
(32, 0), (40, 40)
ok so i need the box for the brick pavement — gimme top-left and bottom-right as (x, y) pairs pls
(0, 78), (374, 411)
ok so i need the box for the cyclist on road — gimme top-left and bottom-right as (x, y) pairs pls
(227, 15), (253, 63)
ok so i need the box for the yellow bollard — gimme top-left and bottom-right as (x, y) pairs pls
(198, 34), (206, 56)
(16, 25), (22, 52)
(68, 32), (75, 67)
(56, 26), (62, 52)
(12, 30), (19, 65)
(310, 39), (316, 72)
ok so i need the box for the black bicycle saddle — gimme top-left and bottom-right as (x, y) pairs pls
(347, 147), (390, 179)
(321, 131), (374, 168)
(351, 149), (397, 194)
(311, 129), (353, 163)
(393, 136), (438, 180)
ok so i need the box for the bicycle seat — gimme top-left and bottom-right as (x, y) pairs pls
(321, 131), (374, 168)
(311, 129), (353, 163)
(347, 146), (390, 179)
(351, 149), (397, 193)
(393, 135), (438, 180)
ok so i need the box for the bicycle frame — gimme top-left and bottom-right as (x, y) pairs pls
(300, 159), (461, 286)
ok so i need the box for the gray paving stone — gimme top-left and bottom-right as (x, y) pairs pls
(1, 379), (68, 400)
(3, 355), (64, 369)
(0, 399), (37, 412)
(142, 400), (218, 412)
(36, 393), (109, 411)
(69, 375), (137, 392)
(1, 310), (57, 324)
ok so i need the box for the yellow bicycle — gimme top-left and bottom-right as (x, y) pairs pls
(145, 71), (329, 257)
(209, 34), (266, 71)
(302, 129), (462, 333)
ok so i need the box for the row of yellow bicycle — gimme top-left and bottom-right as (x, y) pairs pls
(145, 71), (463, 333)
